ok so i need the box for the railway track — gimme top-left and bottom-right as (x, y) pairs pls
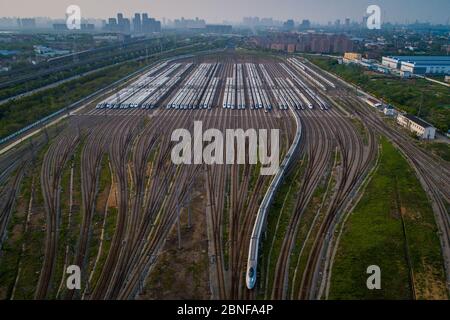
(0, 161), (29, 249)
(1, 52), (447, 300)
(35, 130), (80, 299)
(297, 108), (376, 300)
(334, 92), (450, 291)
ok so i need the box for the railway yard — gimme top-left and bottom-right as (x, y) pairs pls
(0, 51), (449, 300)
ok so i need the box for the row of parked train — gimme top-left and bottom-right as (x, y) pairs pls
(95, 62), (192, 109)
(222, 64), (247, 110)
(221, 61), (333, 112)
(245, 63), (273, 111)
(222, 63), (275, 111)
(95, 58), (334, 112)
(260, 64), (303, 110)
(288, 58), (336, 90)
(280, 62), (330, 110)
(166, 63), (220, 109)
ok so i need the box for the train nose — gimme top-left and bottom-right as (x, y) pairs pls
(246, 267), (256, 289)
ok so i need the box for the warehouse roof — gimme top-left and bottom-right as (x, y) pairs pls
(386, 56), (450, 65)
(402, 114), (434, 128)
(387, 56), (450, 61)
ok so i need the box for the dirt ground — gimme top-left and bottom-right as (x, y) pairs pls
(138, 177), (211, 300)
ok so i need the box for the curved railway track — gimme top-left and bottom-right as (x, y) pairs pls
(1, 53), (447, 300)
(35, 130), (80, 299)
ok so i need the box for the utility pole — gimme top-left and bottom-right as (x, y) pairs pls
(177, 201), (181, 250)
(418, 91), (424, 117)
(187, 191), (192, 229)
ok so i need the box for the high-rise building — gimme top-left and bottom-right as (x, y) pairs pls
(142, 13), (161, 33)
(283, 19), (295, 31)
(345, 18), (351, 28)
(142, 13), (149, 32)
(260, 18), (274, 26)
(174, 17), (205, 29)
(17, 18), (36, 29)
(300, 19), (311, 29)
(332, 34), (353, 53)
(104, 13), (159, 33)
(122, 18), (131, 33)
(311, 34), (331, 53)
(117, 13), (130, 33)
(252, 32), (354, 54)
(243, 17), (260, 27)
(362, 16), (368, 27)
(335, 19), (341, 28)
(133, 13), (142, 33)
(108, 18), (117, 30)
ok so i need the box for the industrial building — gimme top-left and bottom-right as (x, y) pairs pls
(383, 105), (395, 116)
(364, 97), (383, 109)
(382, 56), (450, 75)
(251, 33), (354, 54)
(397, 113), (436, 140)
(344, 52), (362, 61)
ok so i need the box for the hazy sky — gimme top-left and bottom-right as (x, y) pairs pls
(1, 0), (449, 24)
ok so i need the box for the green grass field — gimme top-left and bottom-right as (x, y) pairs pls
(0, 61), (145, 139)
(329, 137), (447, 300)
(422, 142), (450, 162)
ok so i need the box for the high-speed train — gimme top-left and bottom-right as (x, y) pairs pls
(246, 103), (302, 290)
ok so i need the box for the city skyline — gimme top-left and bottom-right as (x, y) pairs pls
(0, 0), (449, 24)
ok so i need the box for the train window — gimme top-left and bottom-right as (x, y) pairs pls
(249, 267), (254, 278)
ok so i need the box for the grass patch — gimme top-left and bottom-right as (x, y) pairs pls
(84, 154), (111, 292)
(422, 142), (450, 162)
(48, 152), (74, 299)
(329, 137), (447, 300)
(0, 138), (50, 299)
(288, 149), (337, 299)
(350, 117), (368, 145)
(90, 206), (117, 290)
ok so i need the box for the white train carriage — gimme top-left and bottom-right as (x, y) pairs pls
(294, 58), (336, 89)
(246, 103), (302, 290)
(284, 78), (304, 109)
